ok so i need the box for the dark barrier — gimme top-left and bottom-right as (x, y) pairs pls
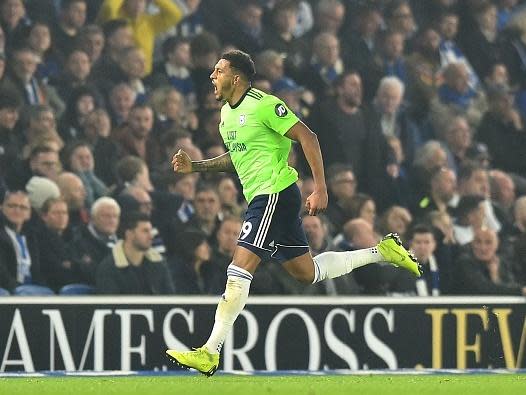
(0, 296), (525, 372)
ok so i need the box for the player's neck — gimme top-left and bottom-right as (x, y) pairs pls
(228, 84), (251, 107)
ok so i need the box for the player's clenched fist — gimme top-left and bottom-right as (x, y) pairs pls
(172, 149), (193, 173)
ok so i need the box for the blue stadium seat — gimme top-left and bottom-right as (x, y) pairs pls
(0, 288), (10, 296)
(59, 284), (96, 295)
(14, 285), (55, 296)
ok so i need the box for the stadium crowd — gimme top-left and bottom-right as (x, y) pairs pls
(0, 0), (526, 296)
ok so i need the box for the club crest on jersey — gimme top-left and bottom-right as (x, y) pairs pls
(239, 114), (246, 125)
(275, 103), (288, 117)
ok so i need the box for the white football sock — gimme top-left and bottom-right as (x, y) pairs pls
(312, 247), (382, 283)
(204, 264), (252, 354)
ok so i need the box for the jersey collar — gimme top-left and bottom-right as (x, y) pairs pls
(229, 87), (252, 109)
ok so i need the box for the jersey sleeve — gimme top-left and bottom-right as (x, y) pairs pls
(258, 95), (300, 136)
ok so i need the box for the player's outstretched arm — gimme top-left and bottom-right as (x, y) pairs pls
(172, 149), (235, 173)
(285, 121), (328, 216)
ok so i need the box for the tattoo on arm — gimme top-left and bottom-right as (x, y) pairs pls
(191, 152), (235, 173)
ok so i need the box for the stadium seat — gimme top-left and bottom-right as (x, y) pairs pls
(0, 288), (10, 296)
(59, 284), (96, 295)
(14, 285), (55, 296)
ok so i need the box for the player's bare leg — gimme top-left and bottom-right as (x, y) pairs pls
(166, 246), (260, 376)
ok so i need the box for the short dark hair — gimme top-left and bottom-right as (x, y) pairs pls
(118, 211), (150, 238)
(29, 145), (57, 159)
(102, 18), (129, 39)
(326, 163), (354, 183)
(40, 197), (67, 214)
(61, 0), (86, 10)
(116, 156), (147, 184)
(221, 50), (256, 81)
(457, 161), (484, 184)
(407, 223), (434, 241)
(161, 36), (190, 60)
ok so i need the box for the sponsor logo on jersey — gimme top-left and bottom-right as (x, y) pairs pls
(239, 114), (246, 125)
(275, 103), (288, 117)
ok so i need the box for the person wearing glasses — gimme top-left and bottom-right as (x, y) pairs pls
(0, 190), (50, 294)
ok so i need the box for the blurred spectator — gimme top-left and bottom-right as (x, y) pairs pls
(107, 82), (136, 126)
(263, 0), (308, 77)
(97, 0), (188, 74)
(53, 0), (87, 57)
(149, 86), (198, 135)
(82, 108), (120, 185)
(0, 89), (22, 181)
(325, 163), (357, 234)
(406, 26), (442, 116)
(368, 30), (409, 101)
(114, 155), (153, 193)
(114, 46), (149, 103)
(378, 205), (413, 242)
(50, 49), (93, 103)
(161, 171), (196, 225)
(185, 182), (222, 240)
(309, 71), (364, 171)
(461, 1), (501, 80)
(437, 9), (479, 88)
(384, 0), (417, 45)
(59, 86), (102, 142)
(73, 196), (119, 285)
(5, 47), (65, 116)
(300, 31), (343, 98)
(372, 76), (423, 167)
(216, 175), (243, 218)
(92, 19), (134, 94)
(76, 24), (105, 64)
(343, 5), (382, 82)
(64, 141), (107, 207)
(56, 171), (89, 231)
(0, 0), (30, 51)
(38, 197), (81, 290)
(452, 194), (486, 245)
(411, 140), (449, 196)
(96, 211), (174, 294)
(26, 21), (62, 83)
(455, 162), (506, 234)
(149, 36), (196, 108)
(0, 190), (47, 293)
(189, 31), (221, 106)
(6, 144), (61, 190)
(309, 0), (345, 38)
(113, 103), (162, 169)
(477, 84), (526, 175)
(169, 226), (211, 294)
(496, 0), (520, 31)
(205, 215), (242, 293)
(429, 62), (487, 133)
(453, 227), (526, 295)
(219, 0), (264, 55)
(442, 116), (474, 174)
(490, 169), (517, 214)
(119, 184), (166, 256)
(348, 192), (377, 228)
(413, 165), (456, 219)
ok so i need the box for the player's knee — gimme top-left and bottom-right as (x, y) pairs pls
(292, 271), (315, 284)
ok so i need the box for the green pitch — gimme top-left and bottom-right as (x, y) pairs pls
(2, 375), (526, 395)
